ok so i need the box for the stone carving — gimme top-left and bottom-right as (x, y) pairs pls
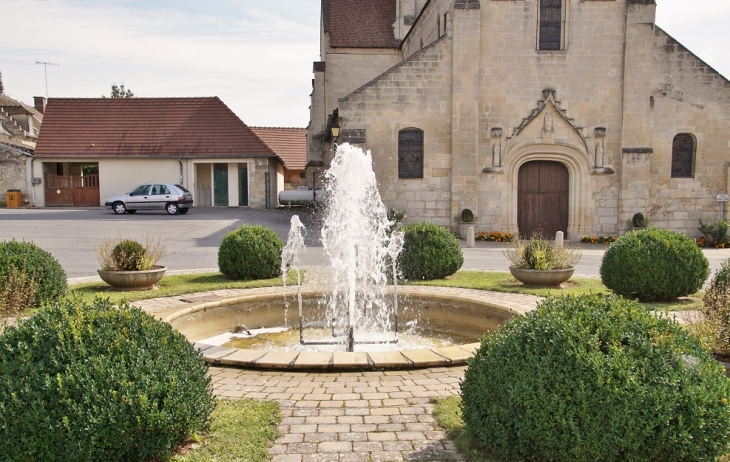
(595, 140), (604, 167)
(492, 142), (501, 167)
(544, 112), (553, 132)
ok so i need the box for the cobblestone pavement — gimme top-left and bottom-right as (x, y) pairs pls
(124, 267), (542, 461)
(210, 365), (467, 462)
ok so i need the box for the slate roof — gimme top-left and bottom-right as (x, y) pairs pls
(325, 0), (399, 48)
(34, 97), (280, 160)
(250, 127), (307, 170)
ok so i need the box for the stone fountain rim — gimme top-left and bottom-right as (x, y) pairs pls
(160, 286), (538, 371)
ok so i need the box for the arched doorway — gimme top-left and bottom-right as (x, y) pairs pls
(518, 160), (568, 238)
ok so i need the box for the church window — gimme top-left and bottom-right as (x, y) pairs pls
(671, 133), (695, 178)
(539, 0), (563, 51)
(398, 129), (424, 179)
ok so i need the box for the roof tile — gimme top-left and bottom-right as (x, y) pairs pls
(34, 97), (278, 160)
(250, 127), (307, 170)
(328, 0), (399, 48)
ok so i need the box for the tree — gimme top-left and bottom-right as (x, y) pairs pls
(104, 83), (134, 98)
(0, 71), (4, 95)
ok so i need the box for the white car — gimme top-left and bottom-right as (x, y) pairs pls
(104, 183), (193, 215)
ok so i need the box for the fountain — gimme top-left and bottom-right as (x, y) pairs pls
(299, 144), (403, 351)
(165, 144), (529, 369)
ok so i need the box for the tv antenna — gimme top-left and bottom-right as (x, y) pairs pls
(36, 61), (59, 98)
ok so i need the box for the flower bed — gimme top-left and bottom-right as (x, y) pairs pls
(580, 235), (616, 244)
(476, 231), (514, 242)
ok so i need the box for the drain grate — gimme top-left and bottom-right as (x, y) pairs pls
(180, 294), (219, 303)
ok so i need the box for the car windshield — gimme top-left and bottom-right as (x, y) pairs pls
(131, 185), (150, 195)
(175, 184), (190, 193)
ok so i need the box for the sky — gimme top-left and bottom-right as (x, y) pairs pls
(0, 0), (728, 128)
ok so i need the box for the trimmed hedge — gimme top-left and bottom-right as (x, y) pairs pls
(461, 294), (730, 462)
(398, 222), (463, 280)
(218, 224), (284, 280)
(599, 228), (709, 301)
(0, 240), (66, 308)
(0, 298), (214, 462)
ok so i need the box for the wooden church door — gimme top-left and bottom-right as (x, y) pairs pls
(517, 160), (569, 238)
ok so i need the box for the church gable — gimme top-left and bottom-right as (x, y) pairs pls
(498, 89), (612, 173)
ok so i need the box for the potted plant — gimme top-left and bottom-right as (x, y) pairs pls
(504, 233), (581, 286)
(457, 208), (477, 239)
(629, 212), (649, 231)
(96, 235), (166, 290)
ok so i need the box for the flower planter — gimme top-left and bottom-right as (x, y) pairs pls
(97, 266), (166, 291)
(509, 266), (574, 287)
(458, 222), (477, 240)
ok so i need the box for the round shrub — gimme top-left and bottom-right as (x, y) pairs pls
(460, 208), (474, 223)
(599, 228), (709, 301)
(461, 294), (730, 462)
(218, 224), (284, 280)
(632, 212), (648, 227)
(398, 222), (463, 280)
(0, 239), (66, 307)
(0, 298), (215, 462)
(111, 239), (147, 271)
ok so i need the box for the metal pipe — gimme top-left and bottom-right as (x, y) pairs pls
(30, 158), (36, 206)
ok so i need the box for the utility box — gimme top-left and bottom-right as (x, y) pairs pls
(6, 190), (22, 208)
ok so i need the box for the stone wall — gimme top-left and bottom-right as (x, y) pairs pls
(339, 38), (454, 227)
(0, 145), (29, 205)
(618, 2), (730, 236)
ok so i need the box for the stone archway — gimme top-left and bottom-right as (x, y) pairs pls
(502, 143), (592, 241)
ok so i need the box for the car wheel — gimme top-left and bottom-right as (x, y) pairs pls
(166, 203), (179, 215)
(127, 210), (137, 214)
(113, 202), (127, 214)
(179, 208), (189, 215)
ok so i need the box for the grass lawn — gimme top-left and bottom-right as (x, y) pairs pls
(165, 399), (281, 462)
(434, 396), (501, 462)
(407, 270), (703, 312)
(67, 272), (292, 305)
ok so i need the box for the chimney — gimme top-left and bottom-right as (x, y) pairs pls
(33, 96), (46, 114)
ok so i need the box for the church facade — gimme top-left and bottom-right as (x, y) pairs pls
(307, 0), (730, 239)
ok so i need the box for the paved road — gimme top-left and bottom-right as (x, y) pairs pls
(2, 207), (730, 280)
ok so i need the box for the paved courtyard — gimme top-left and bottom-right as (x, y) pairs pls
(13, 206), (730, 459)
(127, 268), (541, 461)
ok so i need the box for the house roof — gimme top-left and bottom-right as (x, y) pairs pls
(0, 141), (34, 156)
(325, 0), (399, 48)
(0, 95), (44, 120)
(34, 97), (280, 160)
(249, 127), (307, 170)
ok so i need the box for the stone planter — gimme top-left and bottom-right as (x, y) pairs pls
(458, 222), (477, 240)
(97, 266), (166, 291)
(509, 266), (574, 287)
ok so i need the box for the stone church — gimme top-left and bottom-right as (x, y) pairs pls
(306, 0), (730, 240)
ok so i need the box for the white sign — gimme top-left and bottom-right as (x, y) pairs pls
(717, 194), (729, 202)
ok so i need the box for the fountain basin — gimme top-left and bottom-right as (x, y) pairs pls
(161, 286), (538, 370)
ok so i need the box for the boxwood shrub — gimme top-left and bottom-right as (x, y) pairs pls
(398, 221), (463, 280)
(599, 228), (709, 301)
(218, 224), (284, 280)
(111, 239), (147, 271)
(0, 298), (215, 462)
(0, 239), (66, 308)
(461, 294), (730, 462)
